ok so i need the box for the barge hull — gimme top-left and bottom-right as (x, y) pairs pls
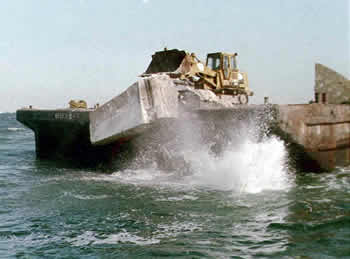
(16, 109), (135, 168)
(16, 75), (350, 171)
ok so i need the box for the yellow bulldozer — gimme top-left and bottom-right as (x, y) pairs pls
(144, 48), (253, 104)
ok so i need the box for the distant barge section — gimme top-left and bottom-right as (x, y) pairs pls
(16, 108), (122, 166)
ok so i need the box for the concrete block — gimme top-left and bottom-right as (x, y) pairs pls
(90, 75), (179, 145)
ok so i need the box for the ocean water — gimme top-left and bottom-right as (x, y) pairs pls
(0, 112), (349, 258)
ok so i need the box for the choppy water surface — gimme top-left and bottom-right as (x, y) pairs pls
(0, 113), (349, 258)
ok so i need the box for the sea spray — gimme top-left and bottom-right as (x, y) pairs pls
(109, 106), (294, 193)
(183, 136), (292, 193)
(107, 135), (292, 194)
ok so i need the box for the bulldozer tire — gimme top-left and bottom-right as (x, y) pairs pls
(238, 94), (249, 104)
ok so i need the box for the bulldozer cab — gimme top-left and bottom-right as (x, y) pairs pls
(206, 52), (238, 80)
(206, 53), (238, 70)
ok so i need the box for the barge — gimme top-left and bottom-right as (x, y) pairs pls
(16, 49), (350, 171)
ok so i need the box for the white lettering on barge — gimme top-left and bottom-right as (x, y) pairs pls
(54, 113), (80, 120)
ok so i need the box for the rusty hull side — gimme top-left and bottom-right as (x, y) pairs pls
(275, 104), (350, 171)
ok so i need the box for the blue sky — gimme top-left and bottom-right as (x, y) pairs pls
(1, 0), (349, 112)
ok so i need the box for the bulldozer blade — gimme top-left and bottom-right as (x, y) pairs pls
(144, 49), (188, 74)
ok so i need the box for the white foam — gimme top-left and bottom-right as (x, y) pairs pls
(154, 221), (202, 238)
(69, 230), (159, 246)
(83, 168), (166, 184)
(7, 127), (25, 131)
(94, 232), (159, 245)
(83, 167), (190, 191)
(156, 194), (198, 202)
(63, 191), (109, 200)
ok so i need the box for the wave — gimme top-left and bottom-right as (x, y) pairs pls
(69, 221), (202, 246)
(62, 191), (109, 200)
(7, 127), (25, 132)
(69, 230), (160, 246)
(0, 112), (15, 114)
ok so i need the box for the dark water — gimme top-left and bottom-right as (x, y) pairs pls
(0, 113), (349, 258)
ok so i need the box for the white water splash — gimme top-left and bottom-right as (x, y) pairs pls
(85, 135), (292, 194)
(185, 136), (292, 193)
(83, 109), (293, 194)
